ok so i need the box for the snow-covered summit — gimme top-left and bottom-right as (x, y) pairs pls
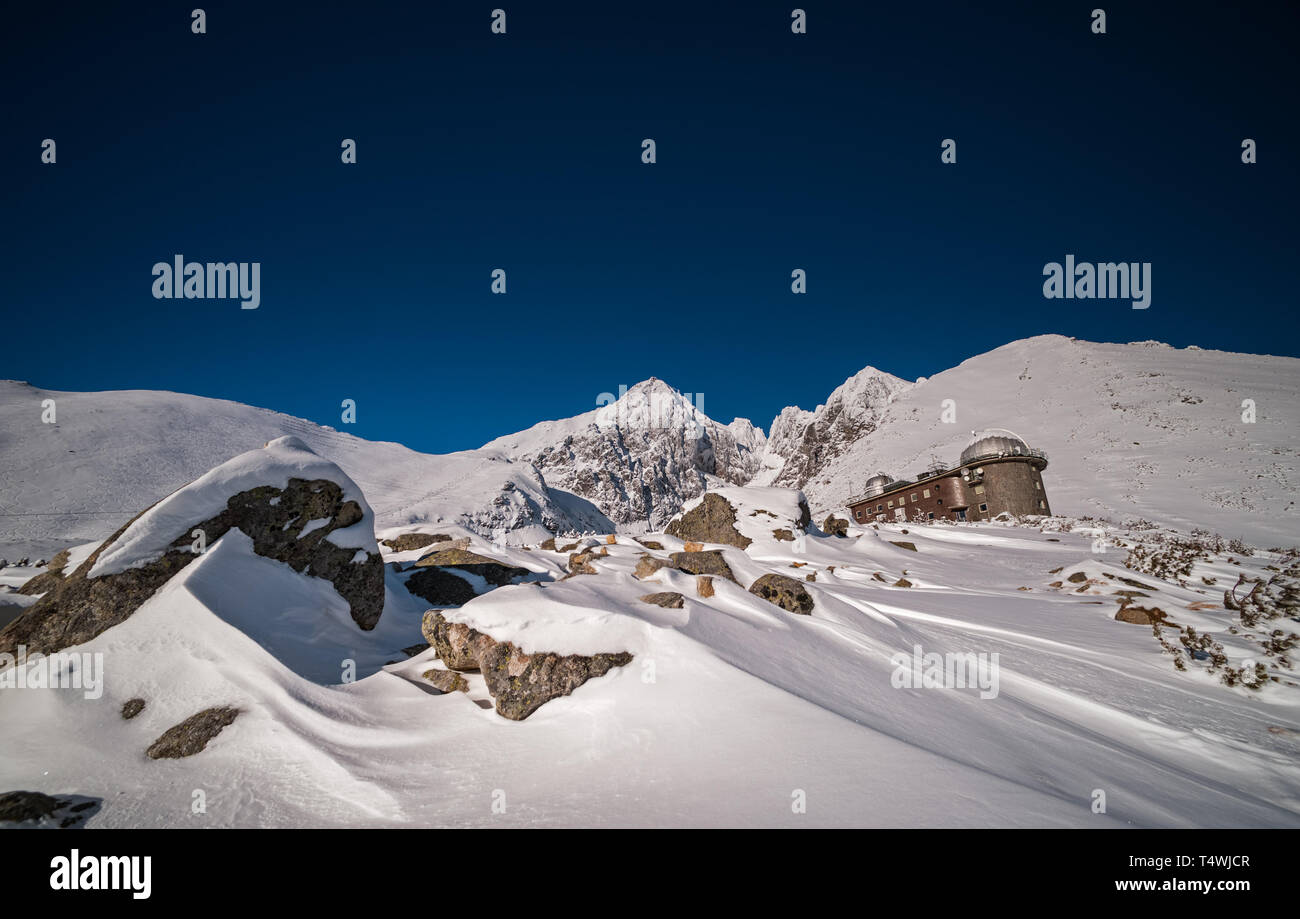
(483, 377), (766, 528)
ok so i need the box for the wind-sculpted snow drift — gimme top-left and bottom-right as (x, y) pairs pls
(1, 336), (1299, 827)
(0, 436), (385, 657)
(1, 472), (1299, 827)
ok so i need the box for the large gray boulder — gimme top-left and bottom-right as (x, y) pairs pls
(669, 550), (738, 584)
(749, 573), (815, 615)
(665, 493), (753, 548)
(0, 476), (384, 657)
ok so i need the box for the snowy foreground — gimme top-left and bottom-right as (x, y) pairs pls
(1, 470), (1297, 828)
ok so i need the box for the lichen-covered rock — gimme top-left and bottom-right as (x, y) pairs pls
(405, 567), (477, 606)
(893, 577), (913, 588)
(539, 537), (557, 551)
(822, 515), (849, 537)
(696, 575), (714, 598)
(146, 707), (240, 759)
(412, 548), (529, 586)
(665, 493), (753, 549)
(748, 573), (815, 614)
(639, 591), (684, 609)
(1115, 604), (1169, 625)
(772, 529), (794, 542)
(566, 551), (598, 577)
(422, 610), (487, 671)
(476, 639), (632, 721)
(121, 698), (145, 720)
(635, 538), (665, 550)
(422, 668), (470, 693)
(890, 541), (917, 552)
(634, 556), (671, 580)
(669, 550), (738, 583)
(1066, 571), (1088, 583)
(381, 533), (449, 552)
(0, 477), (384, 658)
(421, 612), (631, 720)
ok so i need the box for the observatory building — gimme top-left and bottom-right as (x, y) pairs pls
(845, 430), (1051, 524)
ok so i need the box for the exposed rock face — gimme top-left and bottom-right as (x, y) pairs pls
(121, 698), (145, 720)
(639, 591), (684, 609)
(822, 515), (849, 537)
(890, 541), (918, 552)
(405, 568), (477, 607)
(17, 548), (70, 596)
(421, 611), (632, 720)
(422, 669), (470, 693)
(0, 790), (100, 828)
(669, 550), (738, 583)
(477, 640), (633, 722)
(482, 378), (766, 528)
(696, 575), (715, 598)
(381, 533), (449, 552)
(146, 707), (240, 759)
(1115, 604), (1169, 625)
(0, 791), (60, 822)
(749, 573), (815, 614)
(773, 529), (794, 542)
(758, 366), (910, 490)
(412, 548), (529, 587)
(634, 556), (672, 580)
(635, 538), (664, 550)
(0, 477), (385, 657)
(665, 493), (753, 548)
(566, 552), (598, 577)
(422, 611), (485, 671)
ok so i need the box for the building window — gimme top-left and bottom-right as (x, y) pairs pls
(877, 504), (883, 511)
(1038, 499), (1046, 509)
(927, 512), (935, 520)
(922, 489), (930, 498)
(979, 503), (988, 512)
(887, 500), (893, 508)
(936, 499), (942, 505)
(974, 484), (985, 495)
(1035, 480), (1041, 490)
(910, 493), (918, 502)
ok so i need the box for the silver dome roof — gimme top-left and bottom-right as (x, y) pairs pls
(960, 433), (1031, 466)
(861, 473), (894, 499)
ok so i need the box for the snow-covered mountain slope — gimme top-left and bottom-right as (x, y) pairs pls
(0, 381), (613, 560)
(766, 337), (1300, 547)
(754, 365), (911, 488)
(482, 377), (766, 529)
(3, 487), (1297, 827)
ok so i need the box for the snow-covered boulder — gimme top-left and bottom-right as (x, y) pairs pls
(665, 486), (812, 550)
(0, 436), (384, 656)
(421, 611), (632, 720)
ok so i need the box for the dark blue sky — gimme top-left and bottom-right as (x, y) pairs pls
(5, 2), (1297, 453)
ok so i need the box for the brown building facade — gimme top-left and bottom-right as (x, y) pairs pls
(846, 433), (1051, 525)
